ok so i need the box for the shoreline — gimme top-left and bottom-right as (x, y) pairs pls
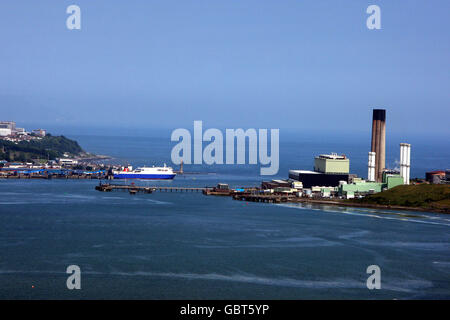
(0, 175), (106, 180)
(1, 177), (448, 215)
(280, 198), (450, 215)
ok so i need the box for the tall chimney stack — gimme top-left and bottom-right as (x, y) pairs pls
(400, 143), (411, 185)
(371, 109), (386, 182)
(367, 151), (376, 182)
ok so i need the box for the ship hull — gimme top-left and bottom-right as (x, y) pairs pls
(113, 173), (176, 180)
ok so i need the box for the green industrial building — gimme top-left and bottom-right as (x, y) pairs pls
(339, 170), (404, 198)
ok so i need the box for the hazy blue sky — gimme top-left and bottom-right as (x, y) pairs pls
(0, 1), (449, 136)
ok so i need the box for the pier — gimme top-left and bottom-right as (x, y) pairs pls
(95, 182), (263, 197)
(95, 183), (210, 194)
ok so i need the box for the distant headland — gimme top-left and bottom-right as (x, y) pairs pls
(0, 120), (107, 163)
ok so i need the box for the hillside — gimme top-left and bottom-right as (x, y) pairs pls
(350, 184), (450, 213)
(0, 135), (84, 162)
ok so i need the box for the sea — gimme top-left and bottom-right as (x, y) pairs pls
(0, 131), (449, 299)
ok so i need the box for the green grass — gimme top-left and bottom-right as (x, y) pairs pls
(350, 184), (450, 211)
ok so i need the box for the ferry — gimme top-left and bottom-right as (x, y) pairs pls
(113, 164), (176, 180)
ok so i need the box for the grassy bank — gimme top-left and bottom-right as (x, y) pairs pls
(350, 184), (450, 213)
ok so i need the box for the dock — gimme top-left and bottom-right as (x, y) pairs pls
(232, 193), (296, 203)
(0, 174), (107, 180)
(95, 183), (211, 194)
(95, 182), (262, 196)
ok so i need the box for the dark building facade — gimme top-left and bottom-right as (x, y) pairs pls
(288, 170), (350, 188)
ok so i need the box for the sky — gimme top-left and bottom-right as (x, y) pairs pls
(0, 0), (449, 137)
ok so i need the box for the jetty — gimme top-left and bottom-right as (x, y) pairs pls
(95, 183), (210, 194)
(95, 182), (261, 196)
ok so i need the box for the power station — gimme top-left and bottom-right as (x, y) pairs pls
(287, 108), (412, 198)
(368, 109), (411, 185)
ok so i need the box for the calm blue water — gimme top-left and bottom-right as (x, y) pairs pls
(0, 133), (449, 299)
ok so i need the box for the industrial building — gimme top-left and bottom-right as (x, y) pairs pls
(289, 169), (352, 189)
(289, 153), (354, 188)
(426, 170), (446, 184)
(383, 170), (405, 189)
(314, 153), (349, 174)
(287, 109), (411, 196)
(339, 170), (404, 199)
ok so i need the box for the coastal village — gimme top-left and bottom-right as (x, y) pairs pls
(0, 120), (112, 178)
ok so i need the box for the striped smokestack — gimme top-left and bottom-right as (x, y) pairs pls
(371, 109), (386, 182)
